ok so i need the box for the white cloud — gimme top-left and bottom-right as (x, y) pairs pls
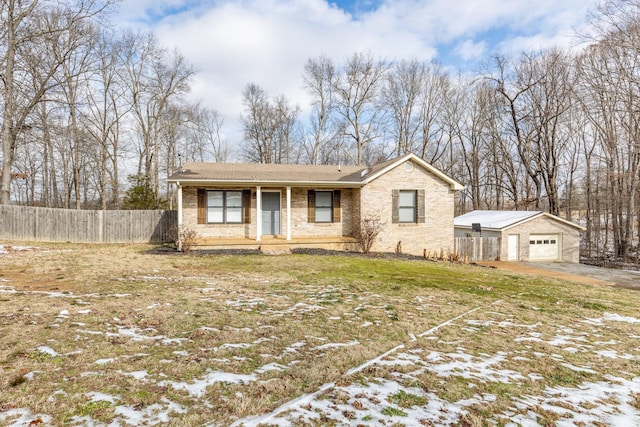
(454, 39), (486, 61)
(114, 0), (602, 150)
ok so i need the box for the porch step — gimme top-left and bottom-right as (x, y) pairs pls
(260, 245), (291, 255)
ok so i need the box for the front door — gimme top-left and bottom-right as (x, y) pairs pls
(261, 192), (281, 235)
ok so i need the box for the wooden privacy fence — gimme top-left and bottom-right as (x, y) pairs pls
(0, 205), (177, 243)
(455, 236), (501, 262)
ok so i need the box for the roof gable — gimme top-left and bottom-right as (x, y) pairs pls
(454, 210), (585, 231)
(361, 153), (464, 190)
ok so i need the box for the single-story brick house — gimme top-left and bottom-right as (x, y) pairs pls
(454, 210), (585, 263)
(167, 153), (463, 254)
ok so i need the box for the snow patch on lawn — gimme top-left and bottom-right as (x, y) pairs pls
(507, 376), (640, 425)
(233, 308), (640, 426)
(159, 370), (257, 398)
(63, 393), (186, 426)
(0, 409), (52, 426)
(313, 340), (359, 351)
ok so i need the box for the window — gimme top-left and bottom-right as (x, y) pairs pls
(207, 190), (243, 224)
(315, 191), (333, 223)
(308, 190), (341, 223)
(398, 190), (417, 223)
(392, 189), (425, 224)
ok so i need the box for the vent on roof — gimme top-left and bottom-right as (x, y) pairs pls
(177, 153), (185, 173)
(360, 168), (369, 177)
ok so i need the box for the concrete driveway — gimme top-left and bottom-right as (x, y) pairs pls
(478, 261), (640, 290)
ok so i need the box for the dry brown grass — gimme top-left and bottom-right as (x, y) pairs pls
(0, 243), (639, 425)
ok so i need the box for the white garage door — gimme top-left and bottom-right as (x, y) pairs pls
(529, 234), (559, 261)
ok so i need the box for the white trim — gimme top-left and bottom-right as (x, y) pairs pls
(286, 187), (291, 241)
(540, 212), (586, 231)
(456, 210), (585, 232)
(502, 212), (585, 232)
(363, 153), (464, 191)
(177, 182), (183, 250)
(169, 179), (364, 188)
(256, 186), (262, 241)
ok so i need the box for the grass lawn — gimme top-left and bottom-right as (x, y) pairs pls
(1, 243), (639, 426)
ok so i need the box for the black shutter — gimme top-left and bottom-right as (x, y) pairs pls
(308, 190), (316, 223)
(332, 191), (341, 223)
(197, 189), (206, 224)
(417, 189), (425, 223)
(391, 189), (399, 224)
(243, 190), (251, 224)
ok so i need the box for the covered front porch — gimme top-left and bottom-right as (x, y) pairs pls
(175, 183), (357, 249)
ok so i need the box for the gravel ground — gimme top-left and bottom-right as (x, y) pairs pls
(524, 262), (640, 290)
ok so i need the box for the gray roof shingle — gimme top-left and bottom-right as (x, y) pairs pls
(167, 153), (464, 190)
(169, 162), (366, 183)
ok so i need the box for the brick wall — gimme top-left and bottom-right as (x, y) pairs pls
(359, 160), (456, 255)
(180, 159), (457, 255)
(289, 188), (354, 237)
(500, 216), (582, 263)
(181, 186), (355, 239)
(182, 186), (254, 238)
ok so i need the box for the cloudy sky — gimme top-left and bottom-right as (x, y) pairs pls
(114, 0), (602, 148)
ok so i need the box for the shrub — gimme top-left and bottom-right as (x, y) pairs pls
(180, 228), (198, 254)
(168, 225), (199, 254)
(121, 174), (168, 210)
(354, 213), (386, 254)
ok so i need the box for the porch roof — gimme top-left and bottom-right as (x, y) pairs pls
(167, 153), (464, 190)
(167, 161), (365, 187)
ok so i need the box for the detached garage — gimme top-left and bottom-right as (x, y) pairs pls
(454, 210), (585, 263)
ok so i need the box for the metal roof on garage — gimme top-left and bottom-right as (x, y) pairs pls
(454, 210), (585, 231)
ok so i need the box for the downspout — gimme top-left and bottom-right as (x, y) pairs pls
(176, 182), (183, 251)
(286, 186), (291, 241)
(256, 186), (262, 241)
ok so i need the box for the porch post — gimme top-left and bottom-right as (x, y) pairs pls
(256, 186), (262, 241)
(176, 182), (183, 251)
(286, 186), (291, 241)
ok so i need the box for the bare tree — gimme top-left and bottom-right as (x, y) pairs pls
(81, 29), (127, 209)
(0, 0), (110, 205)
(418, 63), (450, 165)
(241, 83), (299, 164)
(577, 5), (640, 258)
(302, 55), (342, 164)
(458, 81), (490, 210)
(54, 17), (99, 209)
(519, 49), (574, 216)
(332, 52), (388, 165)
(383, 59), (425, 156)
(185, 105), (227, 163)
(119, 31), (194, 197)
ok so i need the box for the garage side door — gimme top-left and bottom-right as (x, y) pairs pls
(529, 234), (559, 261)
